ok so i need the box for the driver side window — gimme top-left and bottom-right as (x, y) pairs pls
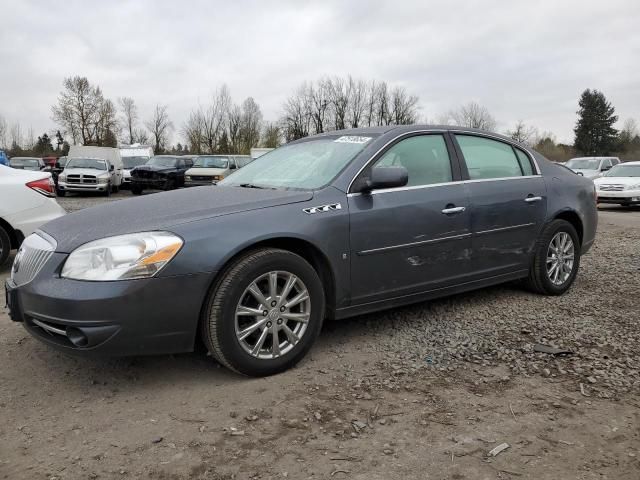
(373, 135), (453, 187)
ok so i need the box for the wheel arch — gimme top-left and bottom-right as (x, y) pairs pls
(552, 209), (584, 245)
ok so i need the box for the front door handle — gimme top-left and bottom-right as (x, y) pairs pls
(524, 196), (542, 203)
(441, 206), (466, 214)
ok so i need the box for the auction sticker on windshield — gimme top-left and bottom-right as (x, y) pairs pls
(334, 136), (371, 144)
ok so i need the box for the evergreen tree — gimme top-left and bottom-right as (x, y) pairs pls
(574, 89), (618, 155)
(34, 133), (54, 156)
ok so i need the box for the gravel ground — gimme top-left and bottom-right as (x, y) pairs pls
(1, 195), (639, 479)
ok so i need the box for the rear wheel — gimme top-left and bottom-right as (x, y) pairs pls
(0, 225), (11, 267)
(526, 219), (580, 295)
(201, 248), (325, 376)
(164, 178), (176, 190)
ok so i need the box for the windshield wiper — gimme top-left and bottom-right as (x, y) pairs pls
(238, 183), (273, 189)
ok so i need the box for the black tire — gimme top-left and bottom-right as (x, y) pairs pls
(0, 225), (11, 267)
(56, 189), (66, 197)
(131, 184), (143, 195)
(201, 248), (325, 377)
(526, 219), (581, 295)
(104, 183), (112, 197)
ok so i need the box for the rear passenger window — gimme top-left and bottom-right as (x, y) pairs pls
(515, 148), (534, 176)
(456, 135), (525, 180)
(373, 135), (453, 187)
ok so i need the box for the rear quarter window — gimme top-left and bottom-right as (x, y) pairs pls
(456, 135), (527, 180)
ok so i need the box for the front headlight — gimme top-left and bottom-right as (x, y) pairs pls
(185, 175), (191, 181)
(97, 176), (109, 184)
(626, 184), (640, 190)
(59, 174), (66, 181)
(61, 232), (183, 281)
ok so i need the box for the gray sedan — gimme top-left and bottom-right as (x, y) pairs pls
(5, 126), (597, 376)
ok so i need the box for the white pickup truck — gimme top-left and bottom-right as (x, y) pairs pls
(57, 146), (124, 196)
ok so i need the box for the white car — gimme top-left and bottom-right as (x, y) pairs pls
(565, 157), (620, 179)
(594, 161), (640, 207)
(0, 165), (66, 265)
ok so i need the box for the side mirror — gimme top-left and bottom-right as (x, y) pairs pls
(362, 166), (408, 193)
(109, 164), (115, 171)
(601, 166), (611, 171)
(229, 164), (237, 170)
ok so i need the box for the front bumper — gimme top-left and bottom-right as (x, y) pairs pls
(131, 177), (166, 188)
(597, 190), (640, 204)
(58, 181), (109, 193)
(5, 253), (215, 356)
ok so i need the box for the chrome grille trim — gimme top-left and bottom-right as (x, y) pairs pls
(10, 233), (56, 287)
(599, 184), (625, 191)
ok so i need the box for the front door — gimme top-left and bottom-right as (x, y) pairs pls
(452, 134), (547, 277)
(348, 133), (472, 305)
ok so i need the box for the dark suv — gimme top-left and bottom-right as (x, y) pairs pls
(130, 156), (194, 194)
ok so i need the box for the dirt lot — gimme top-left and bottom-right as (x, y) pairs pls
(1, 194), (639, 480)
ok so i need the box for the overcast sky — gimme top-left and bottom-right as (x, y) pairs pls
(1, 0), (638, 145)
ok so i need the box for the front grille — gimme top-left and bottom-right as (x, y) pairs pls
(10, 234), (56, 287)
(66, 174), (97, 185)
(192, 175), (212, 181)
(599, 184), (625, 191)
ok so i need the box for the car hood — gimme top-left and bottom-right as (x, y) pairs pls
(40, 186), (314, 252)
(186, 167), (227, 176)
(570, 168), (600, 178)
(132, 165), (174, 174)
(594, 176), (640, 186)
(63, 168), (109, 177)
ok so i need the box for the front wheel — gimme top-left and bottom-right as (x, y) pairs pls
(201, 249), (325, 376)
(526, 219), (581, 295)
(0, 225), (11, 266)
(131, 184), (143, 195)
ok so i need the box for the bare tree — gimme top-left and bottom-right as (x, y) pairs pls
(118, 97), (138, 144)
(506, 120), (538, 146)
(227, 104), (242, 153)
(447, 102), (497, 131)
(0, 114), (7, 149)
(52, 76), (105, 144)
(262, 122), (281, 148)
(145, 104), (173, 153)
(201, 86), (231, 154)
(134, 128), (149, 145)
(182, 111), (205, 154)
(9, 122), (22, 150)
(282, 85), (310, 141)
(239, 97), (263, 154)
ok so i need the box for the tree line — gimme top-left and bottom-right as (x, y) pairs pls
(1, 77), (638, 162)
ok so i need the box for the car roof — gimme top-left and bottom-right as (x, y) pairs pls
(621, 160), (640, 165)
(302, 124), (523, 145)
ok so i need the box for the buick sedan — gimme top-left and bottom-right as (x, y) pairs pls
(5, 126), (597, 376)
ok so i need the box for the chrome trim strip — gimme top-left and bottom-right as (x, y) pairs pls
(347, 176), (542, 197)
(32, 318), (67, 337)
(357, 232), (472, 256)
(475, 223), (536, 236)
(346, 128), (541, 194)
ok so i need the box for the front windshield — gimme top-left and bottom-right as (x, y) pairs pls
(122, 156), (149, 169)
(193, 156), (229, 168)
(219, 135), (376, 190)
(65, 158), (107, 170)
(566, 158), (600, 170)
(147, 156), (177, 167)
(605, 164), (640, 177)
(11, 158), (39, 169)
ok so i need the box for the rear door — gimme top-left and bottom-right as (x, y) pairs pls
(348, 133), (472, 305)
(452, 134), (547, 278)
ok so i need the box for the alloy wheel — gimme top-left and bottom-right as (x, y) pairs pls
(546, 232), (575, 286)
(235, 271), (311, 359)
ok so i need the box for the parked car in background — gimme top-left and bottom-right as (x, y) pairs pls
(119, 144), (154, 187)
(594, 161), (640, 206)
(184, 155), (252, 186)
(0, 165), (65, 266)
(42, 156), (57, 169)
(250, 147), (273, 160)
(565, 157), (620, 179)
(9, 157), (47, 171)
(5, 126), (597, 377)
(0, 150), (8, 166)
(57, 146), (123, 197)
(130, 155), (193, 194)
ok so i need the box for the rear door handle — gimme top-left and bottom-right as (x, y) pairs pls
(441, 206), (466, 214)
(524, 196), (542, 203)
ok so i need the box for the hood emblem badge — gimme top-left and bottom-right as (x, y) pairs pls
(303, 203), (342, 215)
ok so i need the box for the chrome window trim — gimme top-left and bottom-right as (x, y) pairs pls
(347, 175), (542, 197)
(346, 129), (542, 194)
